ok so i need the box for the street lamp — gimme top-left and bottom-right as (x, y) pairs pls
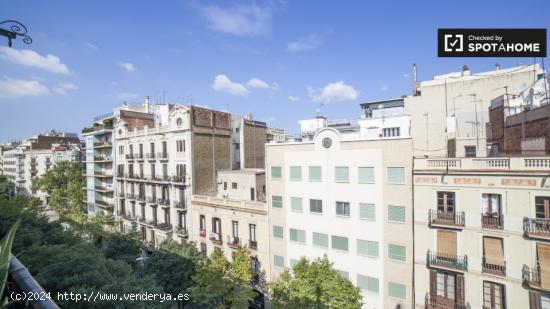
(0, 20), (32, 47)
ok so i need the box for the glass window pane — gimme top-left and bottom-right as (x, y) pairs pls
(290, 166), (302, 181)
(274, 255), (284, 267)
(388, 282), (406, 300)
(358, 167), (375, 183)
(387, 167), (405, 184)
(388, 205), (405, 222)
(388, 244), (406, 261)
(272, 196), (283, 208)
(360, 203), (375, 220)
(309, 166), (322, 181)
(313, 232), (329, 248)
(331, 235), (349, 251)
(271, 166), (281, 179)
(336, 201), (350, 216)
(335, 166), (349, 182)
(290, 258), (299, 269)
(273, 226), (283, 239)
(357, 274), (379, 293)
(291, 197), (303, 212)
(310, 199), (323, 213)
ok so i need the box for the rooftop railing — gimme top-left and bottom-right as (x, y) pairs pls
(414, 157), (550, 171)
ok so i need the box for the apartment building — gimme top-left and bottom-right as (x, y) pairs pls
(405, 64), (544, 158)
(266, 101), (413, 309)
(413, 156), (550, 309)
(267, 127), (286, 143)
(191, 169), (269, 304)
(114, 102), (233, 247)
(230, 114), (267, 170)
(1, 132), (81, 199)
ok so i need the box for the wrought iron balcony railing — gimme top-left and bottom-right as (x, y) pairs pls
(482, 255), (506, 277)
(427, 250), (468, 271)
(425, 293), (469, 309)
(481, 213), (504, 229)
(429, 210), (465, 228)
(522, 263), (542, 289)
(524, 217), (550, 239)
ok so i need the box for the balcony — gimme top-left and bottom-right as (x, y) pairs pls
(524, 217), (550, 240)
(136, 195), (146, 203)
(30, 161), (37, 166)
(428, 210), (465, 229)
(126, 154), (135, 160)
(481, 213), (504, 229)
(199, 228), (206, 237)
(95, 200), (113, 209)
(210, 232), (222, 245)
(146, 196), (157, 204)
(176, 226), (188, 237)
(482, 256), (506, 277)
(414, 157), (550, 172)
(175, 200), (186, 210)
(94, 156), (112, 162)
(425, 293), (469, 309)
(135, 153), (144, 161)
(157, 152), (168, 160)
(125, 193), (136, 200)
(154, 222), (172, 232)
(172, 176), (185, 184)
(119, 212), (137, 222)
(157, 198), (170, 206)
(94, 141), (112, 148)
(94, 186), (113, 193)
(249, 240), (258, 250)
(228, 236), (240, 249)
(117, 191), (125, 198)
(522, 263), (543, 289)
(427, 250), (468, 271)
(146, 153), (156, 160)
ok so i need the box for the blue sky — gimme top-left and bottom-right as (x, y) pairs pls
(1, 0), (549, 141)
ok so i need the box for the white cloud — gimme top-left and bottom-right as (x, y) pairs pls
(0, 77), (49, 98)
(212, 74), (249, 96)
(0, 47), (71, 75)
(402, 73), (409, 78)
(380, 84), (389, 92)
(246, 77), (278, 90)
(308, 81), (358, 103)
(118, 62), (136, 72)
(53, 82), (78, 95)
(85, 42), (98, 50)
(116, 92), (139, 101)
(288, 95), (300, 102)
(287, 34), (322, 52)
(201, 4), (272, 36)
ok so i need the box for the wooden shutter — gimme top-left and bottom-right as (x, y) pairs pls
(537, 243), (550, 290)
(429, 270), (437, 295)
(483, 237), (504, 265)
(529, 291), (542, 309)
(456, 274), (465, 304)
(437, 230), (457, 255)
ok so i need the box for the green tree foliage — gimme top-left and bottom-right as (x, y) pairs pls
(190, 246), (254, 308)
(0, 176), (15, 200)
(32, 161), (86, 224)
(101, 231), (142, 268)
(270, 255), (363, 309)
(0, 220), (19, 305)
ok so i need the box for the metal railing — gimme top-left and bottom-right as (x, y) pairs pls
(8, 255), (59, 308)
(249, 240), (258, 250)
(482, 256), (506, 276)
(425, 293), (469, 309)
(522, 263), (541, 288)
(481, 213), (504, 229)
(524, 217), (550, 238)
(429, 210), (465, 227)
(427, 250), (468, 271)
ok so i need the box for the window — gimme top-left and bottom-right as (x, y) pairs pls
(337, 270), (349, 279)
(312, 232), (329, 248)
(358, 167), (375, 183)
(357, 239), (379, 257)
(271, 166), (282, 179)
(289, 228), (306, 243)
(388, 244), (406, 262)
(250, 188), (255, 201)
(274, 255), (284, 268)
(309, 166), (322, 181)
(232, 221), (239, 238)
(357, 275), (379, 293)
(435, 272), (456, 301)
(360, 203), (375, 220)
(200, 242), (207, 256)
(119, 145), (124, 154)
(383, 127), (401, 137)
(335, 166), (349, 182)
(212, 217), (221, 234)
(309, 199), (323, 213)
(290, 258), (299, 269)
(483, 281), (505, 309)
(272, 196), (283, 208)
(536, 196), (550, 219)
(331, 235), (348, 251)
(482, 236), (505, 272)
(150, 164), (155, 178)
(249, 224), (256, 242)
(290, 166), (302, 181)
(199, 215), (205, 230)
(232, 182), (237, 189)
(465, 145), (476, 158)
(139, 144), (143, 157)
(273, 226), (284, 239)
(388, 205), (406, 222)
(437, 191), (455, 214)
(336, 201), (350, 217)
(388, 282), (406, 300)
(291, 197), (303, 212)
(223, 182), (227, 190)
(482, 194), (502, 215)
(387, 167), (405, 184)
(176, 140), (185, 152)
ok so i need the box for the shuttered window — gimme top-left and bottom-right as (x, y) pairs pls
(289, 228), (306, 243)
(309, 166), (322, 181)
(291, 197), (303, 212)
(357, 239), (379, 257)
(388, 282), (406, 300)
(271, 166), (282, 179)
(360, 203), (375, 220)
(437, 230), (457, 255)
(388, 205), (406, 222)
(387, 167), (405, 184)
(483, 236), (504, 265)
(312, 232), (329, 248)
(388, 244), (406, 262)
(331, 235), (349, 251)
(272, 226), (283, 239)
(537, 243), (550, 290)
(272, 196), (283, 208)
(357, 274), (379, 293)
(335, 166), (349, 182)
(358, 167), (375, 183)
(273, 255), (284, 267)
(290, 166), (302, 181)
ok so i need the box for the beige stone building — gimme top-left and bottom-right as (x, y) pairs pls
(413, 157), (550, 309)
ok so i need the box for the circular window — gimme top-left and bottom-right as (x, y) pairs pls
(176, 118), (183, 126)
(322, 137), (332, 148)
(118, 129), (122, 135)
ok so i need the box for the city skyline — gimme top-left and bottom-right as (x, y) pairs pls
(2, 0), (550, 142)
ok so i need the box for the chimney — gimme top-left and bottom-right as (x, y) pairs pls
(144, 96), (151, 113)
(462, 64), (471, 76)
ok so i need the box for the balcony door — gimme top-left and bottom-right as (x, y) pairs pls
(437, 191), (456, 223)
(483, 281), (505, 309)
(536, 197), (550, 219)
(430, 270), (464, 306)
(482, 194), (501, 215)
(538, 243), (550, 290)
